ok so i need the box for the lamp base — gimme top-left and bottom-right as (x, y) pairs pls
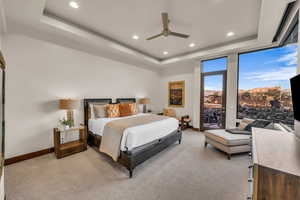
(67, 110), (75, 127)
(143, 105), (147, 113)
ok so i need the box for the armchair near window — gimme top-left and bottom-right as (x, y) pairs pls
(163, 108), (191, 130)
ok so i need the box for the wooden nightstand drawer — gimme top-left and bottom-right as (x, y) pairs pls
(54, 127), (87, 159)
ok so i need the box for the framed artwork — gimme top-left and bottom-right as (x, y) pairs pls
(168, 81), (185, 107)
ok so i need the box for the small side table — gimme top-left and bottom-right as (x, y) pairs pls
(53, 126), (87, 159)
(180, 116), (191, 130)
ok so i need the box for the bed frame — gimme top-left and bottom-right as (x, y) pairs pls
(83, 98), (182, 178)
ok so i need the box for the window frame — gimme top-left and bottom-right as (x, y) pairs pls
(200, 56), (228, 130)
(201, 56), (228, 73)
(236, 44), (298, 121)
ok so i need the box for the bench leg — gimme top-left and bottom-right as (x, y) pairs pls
(204, 141), (208, 147)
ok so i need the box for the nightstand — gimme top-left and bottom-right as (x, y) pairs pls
(53, 126), (87, 159)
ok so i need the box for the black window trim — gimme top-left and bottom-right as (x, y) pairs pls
(273, 1), (297, 43)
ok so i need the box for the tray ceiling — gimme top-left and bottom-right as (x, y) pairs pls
(44, 0), (261, 60)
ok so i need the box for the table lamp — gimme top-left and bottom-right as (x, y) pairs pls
(139, 98), (150, 113)
(59, 99), (80, 127)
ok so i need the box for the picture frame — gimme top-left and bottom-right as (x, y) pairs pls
(168, 80), (185, 107)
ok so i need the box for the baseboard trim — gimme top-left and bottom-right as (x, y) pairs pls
(191, 127), (200, 132)
(5, 147), (54, 166)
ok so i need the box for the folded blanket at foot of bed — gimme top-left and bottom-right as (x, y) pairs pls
(100, 114), (170, 161)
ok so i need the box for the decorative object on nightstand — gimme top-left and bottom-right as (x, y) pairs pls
(53, 126), (87, 159)
(139, 98), (150, 113)
(59, 99), (80, 127)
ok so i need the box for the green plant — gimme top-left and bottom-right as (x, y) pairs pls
(59, 118), (73, 126)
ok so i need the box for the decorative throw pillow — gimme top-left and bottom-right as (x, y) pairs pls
(119, 103), (137, 117)
(106, 104), (120, 118)
(244, 120), (271, 132)
(119, 103), (131, 117)
(129, 103), (138, 115)
(93, 104), (107, 118)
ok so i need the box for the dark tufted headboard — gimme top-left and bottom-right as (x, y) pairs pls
(116, 98), (136, 104)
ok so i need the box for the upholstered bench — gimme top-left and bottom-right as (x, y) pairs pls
(204, 129), (251, 160)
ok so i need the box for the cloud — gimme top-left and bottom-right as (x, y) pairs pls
(265, 45), (298, 66)
(276, 51), (298, 65)
(284, 44), (298, 52)
(245, 67), (296, 81)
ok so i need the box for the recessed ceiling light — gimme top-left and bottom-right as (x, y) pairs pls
(163, 51), (168, 55)
(69, 1), (79, 9)
(227, 32), (235, 37)
(189, 43), (195, 47)
(132, 35), (139, 40)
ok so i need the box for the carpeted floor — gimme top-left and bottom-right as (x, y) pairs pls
(5, 130), (248, 200)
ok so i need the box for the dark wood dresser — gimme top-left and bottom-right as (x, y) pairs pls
(248, 128), (300, 200)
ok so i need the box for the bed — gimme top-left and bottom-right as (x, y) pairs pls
(84, 98), (182, 178)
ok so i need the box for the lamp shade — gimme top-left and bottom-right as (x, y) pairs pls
(139, 98), (150, 105)
(59, 99), (80, 110)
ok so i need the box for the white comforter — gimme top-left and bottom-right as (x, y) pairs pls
(88, 113), (179, 151)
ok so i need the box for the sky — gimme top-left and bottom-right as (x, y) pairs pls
(202, 44), (298, 91)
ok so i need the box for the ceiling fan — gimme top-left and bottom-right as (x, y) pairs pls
(146, 13), (190, 40)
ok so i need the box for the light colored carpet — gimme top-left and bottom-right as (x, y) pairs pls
(5, 130), (248, 200)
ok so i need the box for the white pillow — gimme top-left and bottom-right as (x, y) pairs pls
(93, 104), (107, 118)
(89, 103), (107, 119)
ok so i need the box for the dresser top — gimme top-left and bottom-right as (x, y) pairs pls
(252, 128), (300, 177)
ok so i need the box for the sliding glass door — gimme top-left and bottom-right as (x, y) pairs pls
(200, 57), (227, 131)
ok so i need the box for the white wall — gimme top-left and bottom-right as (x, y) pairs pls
(0, 0), (5, 198)
(160, 62), (195, 126)
(193, 64), (201, 129)
(4, 34), (162, 158)
(226, 53), (238, 129)
(161, 73), (194, 124)
(0, 34), (4, 200)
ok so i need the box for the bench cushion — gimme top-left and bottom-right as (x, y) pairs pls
(206, 138), (250, 154)
(205, 129), (250, 146)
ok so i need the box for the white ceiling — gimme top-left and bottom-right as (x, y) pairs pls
(2, 0), (290, 68)
(44, 0), (261, 59)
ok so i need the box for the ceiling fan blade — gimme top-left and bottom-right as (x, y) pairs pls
(146, 33), (164, 40)
(162, 13), (169, 30)
(169, 32), (190, 38)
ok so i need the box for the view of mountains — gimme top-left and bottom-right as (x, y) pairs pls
(205, 86), (292, 109)
(204, 86), (294, 126)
